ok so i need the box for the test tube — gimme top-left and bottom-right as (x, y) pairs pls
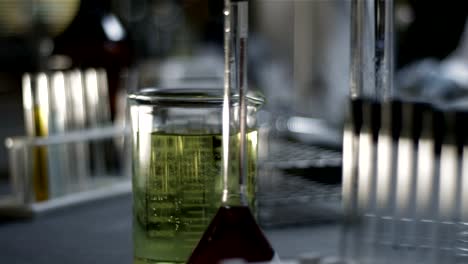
(68, 70), (90, 188)
(343, 0), (395, 262)
(33, 73), (50, 201)
(350, 0), (394, 101)
(22, 74), (36, 138)
(48, 71), (71, 197)
(84, 68), (107, 178)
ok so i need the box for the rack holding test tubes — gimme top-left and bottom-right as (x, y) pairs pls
(0, 69), (131, 217)
(342, 0), (468, 263)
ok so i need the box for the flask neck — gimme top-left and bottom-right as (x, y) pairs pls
(221, 0), (249, 208)
(222, 184), (248, 207)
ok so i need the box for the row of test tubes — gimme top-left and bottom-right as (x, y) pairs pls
(342, 99), (468, 264)
(339, 0), (468, 262)
(19, 69), (117, 202)
(343, 100), (468, 264)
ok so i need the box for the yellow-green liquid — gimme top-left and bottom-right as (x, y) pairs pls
(133, 131), (258, 264)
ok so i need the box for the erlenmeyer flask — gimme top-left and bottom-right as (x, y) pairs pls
(188, 0), (276, 263)
(187, 205), (274, 264)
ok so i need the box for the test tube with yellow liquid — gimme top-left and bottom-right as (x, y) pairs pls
(22, 73), (50, 201)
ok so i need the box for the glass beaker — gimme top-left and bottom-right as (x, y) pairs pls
(128, 87), (263, 264)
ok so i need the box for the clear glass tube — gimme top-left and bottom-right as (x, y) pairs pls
(343, 0), (395, 263)
(222, 0), (249, 205)
(350, 0), (394, 101)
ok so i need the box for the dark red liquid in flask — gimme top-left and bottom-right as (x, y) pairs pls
(187, 206), (274, 264)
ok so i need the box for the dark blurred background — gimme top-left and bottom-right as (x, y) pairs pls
(396, 0), (468, 67)
(0, 0), (467, 183)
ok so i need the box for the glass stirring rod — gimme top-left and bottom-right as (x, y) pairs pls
(187, 0), (276, 263)
(231, 0), (249, 206)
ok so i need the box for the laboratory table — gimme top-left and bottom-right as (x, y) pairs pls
(0, 194), (341, 263)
